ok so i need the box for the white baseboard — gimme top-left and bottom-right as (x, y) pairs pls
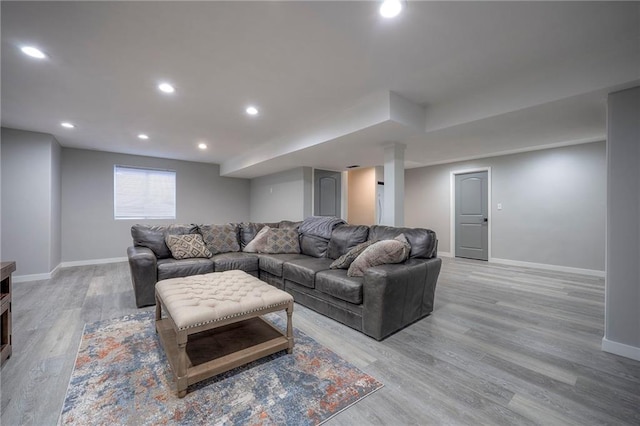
(490, 257), (605, 278)
(438, 251), (453, 258)
(13, 272), (53, 283)
(13, 257), (128, 283)
(50, 263), (61, 277)
(602, 338), (640, 361)
(60, 257), (128, 268)
(13, 263), (61, 283)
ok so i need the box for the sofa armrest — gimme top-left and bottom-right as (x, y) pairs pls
(362, 257), (442, 340)
(127, 246), (158, 308)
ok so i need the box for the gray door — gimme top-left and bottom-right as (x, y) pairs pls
(314, 169), (341, 217)
(455, 171), (488, 260)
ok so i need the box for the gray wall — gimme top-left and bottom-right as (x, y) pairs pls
(61, 148), (250, 262)
(405, 142), (606, 272)
(1, 127), (62, 276)
(605, 87), (640, 357)
(249, 167), (312, 222)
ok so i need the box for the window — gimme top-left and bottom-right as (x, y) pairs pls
(114, 165), (176, 220)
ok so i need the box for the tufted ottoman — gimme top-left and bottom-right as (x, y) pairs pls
(155, 270), (294, 398)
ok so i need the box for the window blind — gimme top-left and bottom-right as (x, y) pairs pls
(114, 165), (176, 219)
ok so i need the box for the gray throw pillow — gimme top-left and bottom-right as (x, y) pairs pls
(330, 240), (376, 269)
(262, 228), (300, 254)
(199, 224), (240, 254)
(347, 234), (411, 277)
(165, 234), (212, 259)
(243, 226), (270, 253)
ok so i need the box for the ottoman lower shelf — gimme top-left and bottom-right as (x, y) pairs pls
(156, 315), (291, 394)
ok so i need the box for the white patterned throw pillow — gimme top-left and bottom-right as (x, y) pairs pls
(165, 234), (213, 259)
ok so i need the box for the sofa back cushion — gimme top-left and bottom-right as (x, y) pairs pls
(368, 225), (437, 259)
(327, 225), (370, 260)
(131, 224), (198, 259)
(278, 220), (302, 230)
(198, 223), (240, 254)
(239, 222), (280, 248)
(299, 234), (329, 258)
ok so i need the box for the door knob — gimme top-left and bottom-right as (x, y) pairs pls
(483, 218), (488, 222)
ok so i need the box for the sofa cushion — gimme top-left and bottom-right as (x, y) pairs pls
(330, 239), (376, 270)
(239, 222), (280, 248)
(278, 220), (302, 230)
(327, 225), (370, 260)
(369, 225), (437, 259)
(131, 224), (197, 259)
(243, 226), (270, 253)
(300, 234), (329, 258)
(348, 234), (411, 277)
(263, 228), (301, 254)
(258, 253), (307, 277)
(211, 252), (258, 272)
(299, 216), (346, 239)
(198, 223), (240, 254)
(283, 257), (334, 289)
(157, 258), (213, 281)
(165, 234), (212, 259)
(316, 269), (364, 304)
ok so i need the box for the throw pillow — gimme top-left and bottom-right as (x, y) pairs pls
(199, 224), (240, 254)
(262, 228), (301, 254)
(347, 234), (411, 277)
(330, 239), (376, 269)
(165, 234), (212, 260)
(243, 226), (270, 253)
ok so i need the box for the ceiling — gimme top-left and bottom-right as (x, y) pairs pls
(2, 1), (638, 178)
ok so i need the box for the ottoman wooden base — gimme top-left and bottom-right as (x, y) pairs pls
(154, 271), (294, 398)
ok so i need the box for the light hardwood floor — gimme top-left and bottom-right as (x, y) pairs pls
(1, 258), (639, 425)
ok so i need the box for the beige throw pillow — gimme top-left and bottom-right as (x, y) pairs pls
(330, 240), (376, 269)
(347, 234), (411, 277)
(243, 226), (270, 253)
(262, 228), (300, 254)
(165, 234), (212, 259)
(199, 224), (240, 254)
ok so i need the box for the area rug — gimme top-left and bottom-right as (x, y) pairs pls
(59, 311), (382, 425)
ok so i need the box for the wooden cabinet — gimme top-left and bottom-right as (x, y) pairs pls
(1, 261), (15, 367)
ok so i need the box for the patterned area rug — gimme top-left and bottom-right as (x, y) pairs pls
(60, 311), (382, 425)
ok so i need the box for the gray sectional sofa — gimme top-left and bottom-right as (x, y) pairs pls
(127, 219), (441, 340)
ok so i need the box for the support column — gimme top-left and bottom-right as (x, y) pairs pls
(603, 86), (640, 361)
(383, 143), (405, 227)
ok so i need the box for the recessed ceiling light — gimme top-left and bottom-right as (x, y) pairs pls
(158, 82), (175, 94)
(21, 46), (46, 59)
(245, 106), (259, 116)
(380, 0), (402, 18)
(138, 134), (149, 140)
(198, 143), (207, 150)
(60, 122), (75, 129)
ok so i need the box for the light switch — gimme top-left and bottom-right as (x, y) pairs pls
(497, 203), (503, 210)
